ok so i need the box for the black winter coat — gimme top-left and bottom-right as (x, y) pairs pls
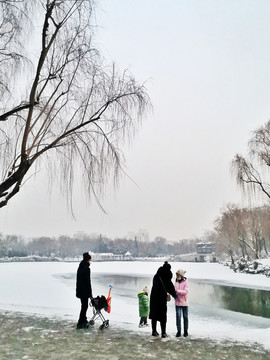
(149, 264), (176, 322)
(76, 259), (92, 299)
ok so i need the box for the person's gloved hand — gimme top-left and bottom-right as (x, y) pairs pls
(175, 293), (178, 299)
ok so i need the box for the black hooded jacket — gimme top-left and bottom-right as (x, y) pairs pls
(76, 259), (92, 299)
(149, 262), (176, 322)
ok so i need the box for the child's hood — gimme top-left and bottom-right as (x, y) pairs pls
(138, 291), (147, 298)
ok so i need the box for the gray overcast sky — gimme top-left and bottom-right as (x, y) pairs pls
(1, 0), (270, 241)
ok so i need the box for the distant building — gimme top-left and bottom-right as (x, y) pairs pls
(124, 251), (132, 259)
(195, 242), (216, 262)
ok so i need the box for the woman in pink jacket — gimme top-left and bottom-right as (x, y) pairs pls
(174, 269), (189, 337)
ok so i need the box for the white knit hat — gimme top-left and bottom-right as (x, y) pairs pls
(176, 269), (186, 277)
(143, 286), (149, 294)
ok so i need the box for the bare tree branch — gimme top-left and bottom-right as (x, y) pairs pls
(0, 0), (150, 210)
(232, 121), (270, 201)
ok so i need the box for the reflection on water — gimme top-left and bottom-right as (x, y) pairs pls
(93, 273), (151, 299)
(190, 280), (270, 318)
(92, 273), (270, 319)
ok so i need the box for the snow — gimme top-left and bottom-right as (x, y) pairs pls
(259, 258), (270, 266)
(0, 261), (270, 351)
(92, 260), (270, 290)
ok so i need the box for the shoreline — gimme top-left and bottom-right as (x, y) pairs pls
(0, 310), (269, 359)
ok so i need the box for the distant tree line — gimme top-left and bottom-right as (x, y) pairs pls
(205, 204), (270, 263)
(0, 233), (198, 259)
(2, 205), (270, 262)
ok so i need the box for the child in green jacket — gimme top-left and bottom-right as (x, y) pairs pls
(138, 286), (149, 327)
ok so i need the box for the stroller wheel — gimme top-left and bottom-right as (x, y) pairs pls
(99, 324), (105, 330)
(89, 320), (95, 326)
(104, 320), (109, 328)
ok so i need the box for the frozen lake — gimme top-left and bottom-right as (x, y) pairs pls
(0, 261), (270, 359)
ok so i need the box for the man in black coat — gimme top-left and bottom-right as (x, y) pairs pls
(149, 261), (177, 339)
(76, 252), (93, 329)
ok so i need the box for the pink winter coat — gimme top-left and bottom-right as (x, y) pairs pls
(175, 278), (189, 306)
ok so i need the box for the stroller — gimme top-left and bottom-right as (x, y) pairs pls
(88, 295), (109, 330)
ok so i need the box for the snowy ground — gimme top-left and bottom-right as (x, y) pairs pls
(0, 261), (270, 357)
(0, 312), (268, 360)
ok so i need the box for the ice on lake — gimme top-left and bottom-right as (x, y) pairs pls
(0, 261), (270, 359)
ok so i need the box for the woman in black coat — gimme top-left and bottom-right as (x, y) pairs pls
(76, 252), (93, 328)
(149, 261), (177, 338)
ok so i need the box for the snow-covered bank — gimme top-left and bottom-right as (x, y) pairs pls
(92, 261), (270, 290)
(0, 255), (169, 263)
(223, 257), (270, 277)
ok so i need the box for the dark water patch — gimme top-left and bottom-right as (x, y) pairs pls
(190, 280), (270, 318)
(92, 273), (150, 288)
(91, 274), (270, 319)
(0, 311), (269, 360)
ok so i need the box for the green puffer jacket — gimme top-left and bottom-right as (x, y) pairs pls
(138, 291), (149, 317)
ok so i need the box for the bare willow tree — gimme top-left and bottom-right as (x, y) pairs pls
(214, 203), (270, 260)
(0, 0), (30, 95)
(232, 120), (270, 201)
(214, 204), (246, 262)
(0, 0), (149, 209)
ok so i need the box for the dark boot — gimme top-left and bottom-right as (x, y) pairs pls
(151, 319), (159, 336)
(184, 330), (188, 337)
(176, 331), (181, 337)
(76, 322), (88, 329)
(160, 320), (166, 337)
